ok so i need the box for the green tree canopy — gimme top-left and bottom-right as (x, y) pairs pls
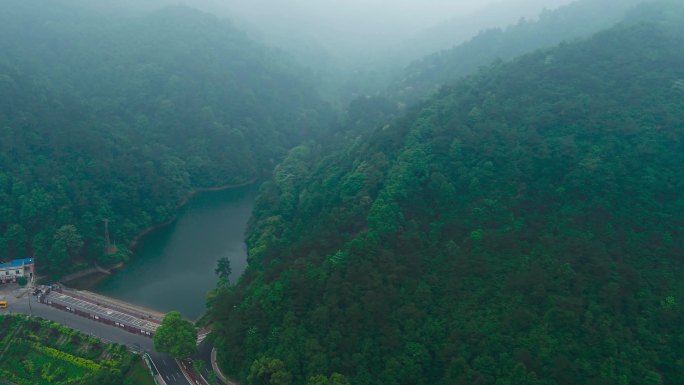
(153, 311), (198, 359)
(0, 1), (330, 279)
(208, 4), (684, 385)
(54, 225), (84, 258)
(215, 257), (233, 281)
(307, 373), (351, 385)
(248, 357), (292, 385)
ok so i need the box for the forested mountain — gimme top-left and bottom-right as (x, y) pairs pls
(389, 0), (645, 105)
(0, 1), (329, 277)
(384, 0), (572, 69)
(208, 3), (684, 384)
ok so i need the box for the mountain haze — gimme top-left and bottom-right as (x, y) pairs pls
(1, 1), (683, 385)
(390, 0), (646, 104)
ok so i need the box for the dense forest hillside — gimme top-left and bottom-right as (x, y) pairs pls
(0, 1), (328, 277)
(383, 0), (572, 68)
(208, 4), (684, 385)
(389, 0), (644, 105)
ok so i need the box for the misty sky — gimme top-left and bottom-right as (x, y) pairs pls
(206, 0), (574, 62)
(224, 0), (493, 28)
(219, 0), (499, 39)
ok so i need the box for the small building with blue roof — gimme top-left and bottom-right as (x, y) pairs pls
(0, 257), (34, 283)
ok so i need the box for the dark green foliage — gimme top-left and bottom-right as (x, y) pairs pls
(390, 0), (646, 105)
(153, 311), (198, 359)
(0, 315), (139, 385)
(0, 1), (329, 277)
(209, 8), (684, 385)
(306, 373), (350, 385)
(248, 357), (293, 385)
(80, 370), (124, 385)
(215, 257), (233, 280)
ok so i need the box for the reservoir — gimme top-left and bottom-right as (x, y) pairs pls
(92, 184), (259, 320)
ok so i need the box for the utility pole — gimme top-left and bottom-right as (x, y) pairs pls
(28, 256), (34, 316)
(103, 219), (111, 253)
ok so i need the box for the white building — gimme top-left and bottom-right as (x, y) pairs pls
(0, 258), (34, 283)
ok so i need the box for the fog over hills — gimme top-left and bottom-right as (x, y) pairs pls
(61, 0), (572, 69)
(50, 0), (580, 103)
(2, 1), (684, 385)
(196, 0), (575, 68)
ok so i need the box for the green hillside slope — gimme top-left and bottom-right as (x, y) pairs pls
(0, 2), (329, 276)
(390, 0), (644, 105)
(209, 6), (684, 385)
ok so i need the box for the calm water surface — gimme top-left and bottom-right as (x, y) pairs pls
(93, 185), (258, 320)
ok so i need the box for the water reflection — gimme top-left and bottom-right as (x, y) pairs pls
(93, 184), (258, 320)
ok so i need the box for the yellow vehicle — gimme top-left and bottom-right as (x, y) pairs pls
(0, 301), (7, 309)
